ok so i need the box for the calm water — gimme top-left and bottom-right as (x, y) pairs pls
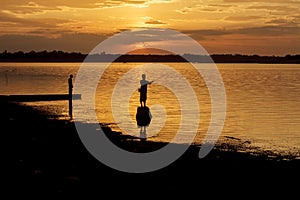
(1, 62), (300, 157)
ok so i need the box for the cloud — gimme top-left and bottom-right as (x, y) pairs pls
(208, 4), (236, 8)
(182, 25), (300, 41)
(247, 5), (300, 12)
(225, 16), (264, 21)
(0, 33), (108, 53)
(94, 0), (148, 8)
(1, 1), (61, 14)
(1, 27), (299, 56)
(223, 0), (300, 3)
(201, 34), (300, 56)
(175, 7), (193, 14)
(175, 3), (238, 14)
(0, 12), (68, 27)
(265, 18), (298, 26)
(1, 0), (178, 12)
(236, 26), (300, 36)
(0, 11), (73, 36)
(223, 10), (299, 26)
(182, 29), (232, 40)
(145, 20), (166, 25)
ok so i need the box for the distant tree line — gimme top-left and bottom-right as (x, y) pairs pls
(0, 50), (85, 62)
(0, 50), (299, 63)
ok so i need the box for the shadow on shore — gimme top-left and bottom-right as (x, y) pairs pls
(2, 100), (299, 196)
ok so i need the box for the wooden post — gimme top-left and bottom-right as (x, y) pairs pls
(69, 93), (72, 118)
(68, 74), (73, 119)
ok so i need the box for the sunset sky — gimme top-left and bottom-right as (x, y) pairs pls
(0, 0), (299, 55)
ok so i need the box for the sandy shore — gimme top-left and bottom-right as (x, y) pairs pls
(3, 99), (299, 196)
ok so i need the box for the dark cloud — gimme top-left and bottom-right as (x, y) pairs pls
(208, 4), (236, 8)
(182, 29), (232, 40)
(265, 18), (298, 26)
(94, 0), (147, 8)
(0, 33), (108, 53)
(1, 0), (149, 13)
(1, 27), (299, 55)
(1, 1), (61, 14)
(181, 26), (300, 55)
(236, 26), (300, 36)
(175, 7), (192, 14)
(0, 12), (71, 29)
(247, 5), (300, 12)
(26, 28), (71, 35)
(223, 0), (299, 3)
(145, 20), (166, 25)
(183, 25), (300, 40)
(225, 16), (264, 21)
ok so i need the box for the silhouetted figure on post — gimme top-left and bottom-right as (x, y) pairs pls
(68, 74), (73, 118)
(139, 74), (153, 107)
(136, 74), (153, 136)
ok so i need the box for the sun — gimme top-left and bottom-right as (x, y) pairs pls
(135, 42), (147, 49)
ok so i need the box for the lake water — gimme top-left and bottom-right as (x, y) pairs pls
(1, 62), (300, 158)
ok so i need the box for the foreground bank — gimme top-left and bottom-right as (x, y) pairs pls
(3, 100), (299, 196)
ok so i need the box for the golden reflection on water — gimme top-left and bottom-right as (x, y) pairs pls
(1, 63), (299, 156)
(95, 62), (211, 143)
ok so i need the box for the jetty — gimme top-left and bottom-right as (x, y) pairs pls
(0, 93), (81, 118)
(0, 94), (81, 102)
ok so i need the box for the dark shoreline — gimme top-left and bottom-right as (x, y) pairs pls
(3, 99), (300, 196)
(1, 52), (300, 63)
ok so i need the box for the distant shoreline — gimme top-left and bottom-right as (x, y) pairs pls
(0, 51), (299, 63)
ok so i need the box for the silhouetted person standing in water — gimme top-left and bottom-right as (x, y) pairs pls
(68, 74), (73, 118)
(139, 74), (153, 107)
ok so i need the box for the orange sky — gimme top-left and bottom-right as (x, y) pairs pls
(0, 0), (300, 55)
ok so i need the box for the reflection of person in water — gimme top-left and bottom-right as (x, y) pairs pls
(136, 106), (152, 127)
(139, 74), (154, 107)
(139, 126), (147, 141)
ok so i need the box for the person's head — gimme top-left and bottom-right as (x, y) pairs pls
(70, 74), (73, 78)
(142, 74), (146, 79)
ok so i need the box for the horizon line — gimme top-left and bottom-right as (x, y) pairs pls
(1, 50), (300, 57)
